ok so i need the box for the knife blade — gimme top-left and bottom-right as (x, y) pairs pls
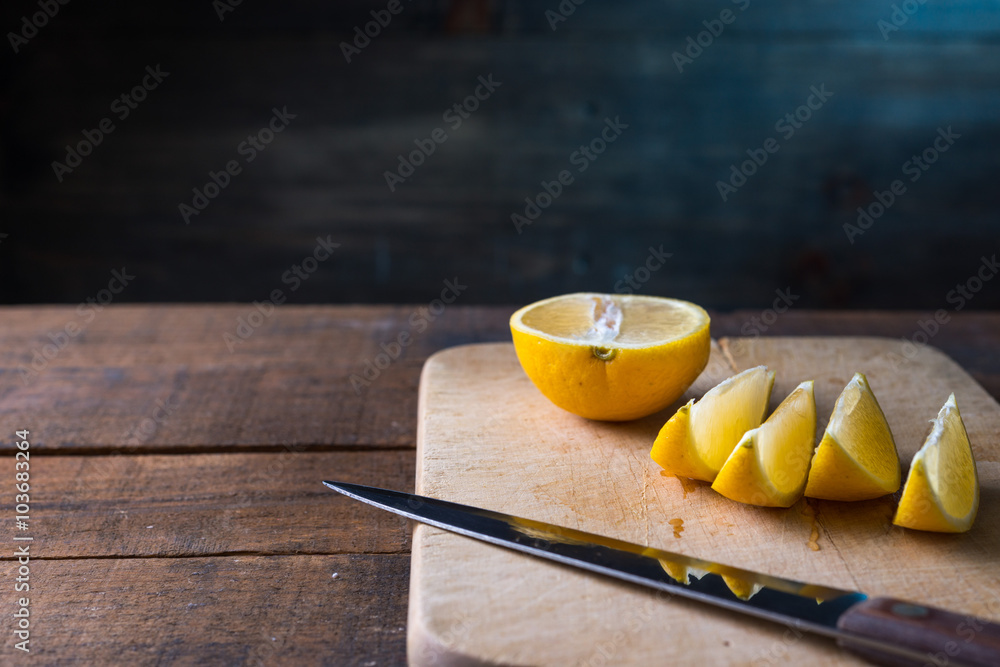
(323, 481), (1000, 667)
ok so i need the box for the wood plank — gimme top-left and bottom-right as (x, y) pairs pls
(1, 362), (423, 451)
(411, 339), (1000, 666)
(0, 451), (414, 558)
(0, 305), (511, 451)
(0, 305), (508, 367)
(0, 554), (409, 665)
(1, 307), (997, 452)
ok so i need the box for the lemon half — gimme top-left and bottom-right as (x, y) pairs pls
(510, 293), (711, 421)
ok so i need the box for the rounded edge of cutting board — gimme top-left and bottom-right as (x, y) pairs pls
(408, 523), (526, 667)
(412, 343), (525, 666)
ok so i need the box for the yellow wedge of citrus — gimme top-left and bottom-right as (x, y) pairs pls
(893, 394), (979, 533)
(712, 380), (817, 507)
(804, 372), (900, 501)
(510, 293), (711, 421)
(650, 366), (775, 482)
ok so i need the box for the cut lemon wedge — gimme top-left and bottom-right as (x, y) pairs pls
(712, 380), (817, 507)
(650, 366), (775, 482)
(893, 394), (979, 533)
(804, 373), (900, 501)
(510, 293), (711, 421)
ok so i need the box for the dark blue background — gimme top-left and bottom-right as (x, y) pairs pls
(1, 0), (998, 309)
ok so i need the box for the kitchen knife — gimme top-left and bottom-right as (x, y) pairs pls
(323, 480), (1000, 666)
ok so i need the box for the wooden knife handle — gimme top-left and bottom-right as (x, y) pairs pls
(836, 596), (1000, 667)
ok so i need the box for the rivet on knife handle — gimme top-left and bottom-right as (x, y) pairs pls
(837, 597), (1000, 667)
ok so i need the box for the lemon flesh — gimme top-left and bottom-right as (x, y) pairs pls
(651, 366), (775, 482)
(712, 381), (817, 507)
(510, 293), (711, 421)
(804, 373), (900, 501)
(649, 400), (711, 480)
(893, 394), (979, 533)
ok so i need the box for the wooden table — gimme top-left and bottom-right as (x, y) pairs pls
(1, 305), (997, 665)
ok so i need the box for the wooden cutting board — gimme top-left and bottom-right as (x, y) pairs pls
(409, 337), (1000, 666)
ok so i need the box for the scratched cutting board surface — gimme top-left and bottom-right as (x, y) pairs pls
(409, 338), (1000, 666)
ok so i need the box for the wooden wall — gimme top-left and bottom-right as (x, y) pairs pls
(1, 0), (998, 309)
